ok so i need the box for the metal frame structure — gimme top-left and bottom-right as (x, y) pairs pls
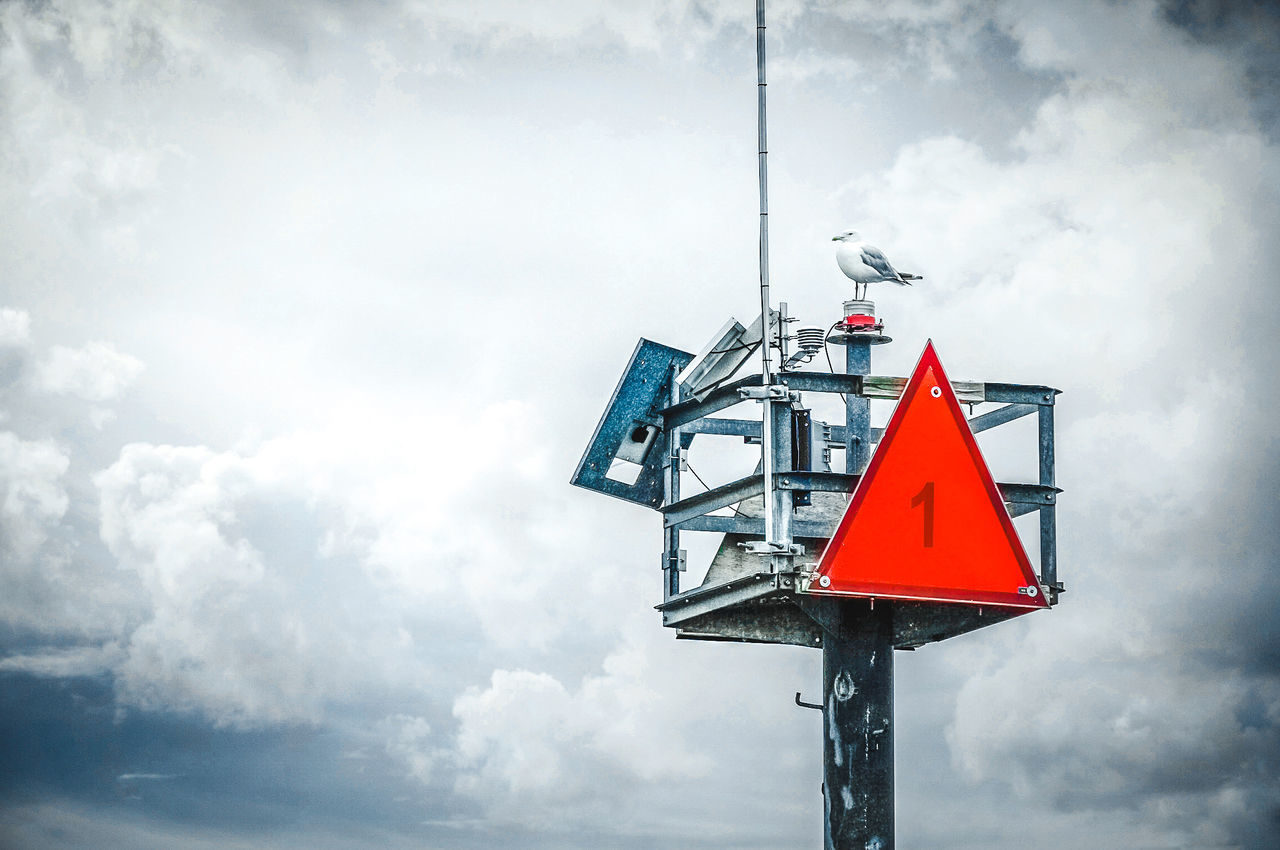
(571, 315), (1064, 848)
(570, 3), (1064, 846)
(573, 330), (1063, 650)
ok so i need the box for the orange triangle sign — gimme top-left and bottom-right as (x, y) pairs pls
(810, 341), (1047, 609)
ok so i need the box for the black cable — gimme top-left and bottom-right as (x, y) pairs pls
(685, 460), (746, 517)
(708, 342), (753, 355)
(822, 319), (848, 403)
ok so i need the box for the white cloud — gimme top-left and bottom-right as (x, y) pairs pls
(94, 438), (431, 728)
(0, 465), (139, 635)
(949, 605), (1280, 846)
(36, 341), (144, 402)
(85, 400), (616, 729)
(0, 308), (32, 390)
(451, 644), (712, 827)
(400, 0), (755, 53)
(0, 322), (149, 638)
(0, 307), (31, 346)
(0, 3), (166, 213)
(0, 430), (70, 562)
(382, 714), (437, 784)
(0, 643), (123, 678)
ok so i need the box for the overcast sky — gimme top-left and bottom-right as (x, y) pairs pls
(1, 0), (1278, 847)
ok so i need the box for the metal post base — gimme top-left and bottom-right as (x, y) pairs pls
(822, 600), (894, 850)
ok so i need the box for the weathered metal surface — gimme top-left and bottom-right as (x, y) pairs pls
(677, 316), (769, 401)
(997, 482), (1061, 510)
(571, 339), (694, 508)
(781, 372), (862, 395)
(681, 417), (762, 438)
(887, 600), (1024, 648)
(702, 527), (765, 585)
(799, 596), (1023, 649)
(678, 417), (893, 452)
(660, 473), (763, 527)
(665, 375), (1060, 424)
(657, 570), (787, 626)
(679, 505), (1074, 538)
(674, 514), (828, 536)
(821, 597), (894, 850)
(819, 334), (895, 849)
(576, 336), (1063, 641)
(663, 372), (684, 600)
(968, 402), (1036, 433)
(1039, 403), (1060, 601)
(674, 599), (823, 647)
(662, 374), (763, 429)
(861, 374), (984, 404)
(668, 517), (1050, 649)
(769, 390), (794, 549)
(826, 330), (893, 347)
(791, 407), (813, 506)
(985, 382), (1061, 406)
(829, 423), (887, 446)
(777, 470), (856, 493)
(846, 344), (874, 478)
(664, 584), (1039, 649)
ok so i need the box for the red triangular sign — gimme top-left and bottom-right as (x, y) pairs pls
(811, 341), (1047, 609)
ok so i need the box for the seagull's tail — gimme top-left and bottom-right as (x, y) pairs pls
(897, 273), (922, 284)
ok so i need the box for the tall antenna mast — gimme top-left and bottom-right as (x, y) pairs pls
(756, 0), (771, 364)
(756, 0), (779, 547)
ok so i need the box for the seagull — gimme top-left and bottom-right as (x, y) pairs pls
(833, 230), (922, 300)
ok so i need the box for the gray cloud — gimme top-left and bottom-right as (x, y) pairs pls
(0, 644), (122, 678)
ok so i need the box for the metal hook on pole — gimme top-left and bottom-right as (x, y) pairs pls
(795, 692), (822, 711)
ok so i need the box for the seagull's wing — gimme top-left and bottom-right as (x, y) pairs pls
(859, 245), (900, 280)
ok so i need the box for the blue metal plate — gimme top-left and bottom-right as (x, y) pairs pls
(571, 338), (695, 508)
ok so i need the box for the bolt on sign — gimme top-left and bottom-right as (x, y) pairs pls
(806, 341), (1048, 610)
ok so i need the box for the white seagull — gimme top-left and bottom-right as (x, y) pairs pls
(833, 230), (922, 300)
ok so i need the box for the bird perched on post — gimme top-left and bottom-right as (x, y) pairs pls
(833, 230), (922, 300)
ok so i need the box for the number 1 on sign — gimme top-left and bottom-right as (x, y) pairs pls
(911, 481), (935, 547)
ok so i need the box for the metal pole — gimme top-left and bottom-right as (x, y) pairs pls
(1038, 403), (1057, 600)
(664, 363), (682, 601)
(755, 0), (778, 548)
(755, 0), (771, 380)
(823, 333), (894, 849)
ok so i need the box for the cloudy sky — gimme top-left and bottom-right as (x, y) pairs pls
(1, 0), (1278, 847)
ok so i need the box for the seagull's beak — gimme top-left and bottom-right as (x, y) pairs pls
(831, 236), (840, 241)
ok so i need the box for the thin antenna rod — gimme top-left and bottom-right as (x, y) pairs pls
(755, 0), (777, 547)
(756, 0), (771, 382)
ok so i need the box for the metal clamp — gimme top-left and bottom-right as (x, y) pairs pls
(738, 385), (797, 402)
(738, 540), (805, 556)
